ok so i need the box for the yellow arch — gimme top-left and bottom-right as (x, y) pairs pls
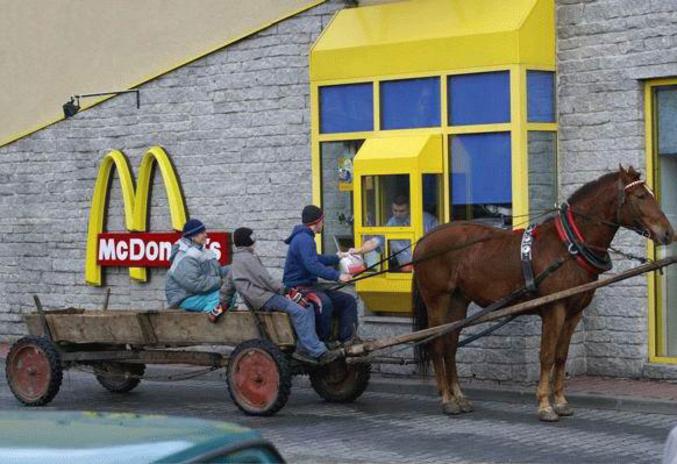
(85, 146), (187, 286)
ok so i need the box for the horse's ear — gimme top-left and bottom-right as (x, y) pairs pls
(627, 165), (641, 179)
(618, 163), (627, 174)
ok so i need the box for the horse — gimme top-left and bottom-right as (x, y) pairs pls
(412, 166), (674, 422)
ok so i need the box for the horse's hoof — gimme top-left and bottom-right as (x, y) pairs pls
(442, 401), (462, 415)
(554, 402), (574, 416)
(538, 407), (560, 422)
(459, 397), (473, 413)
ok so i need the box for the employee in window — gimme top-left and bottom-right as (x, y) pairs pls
(350, 195), (439, 267)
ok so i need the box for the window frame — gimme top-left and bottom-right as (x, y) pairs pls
(646, 77), (677, 365)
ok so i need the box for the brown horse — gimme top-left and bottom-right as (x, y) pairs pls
(412, 166), (674, 421)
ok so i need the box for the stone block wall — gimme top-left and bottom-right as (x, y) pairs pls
(556, 0), (677, 378)
(0, 1), (343, 338)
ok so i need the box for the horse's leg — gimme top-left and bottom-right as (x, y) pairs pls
(443, 292), (471, 414)
(552, 310), (584, 416)
(427, 293), (457, 415)
(536, 302), (567, 422)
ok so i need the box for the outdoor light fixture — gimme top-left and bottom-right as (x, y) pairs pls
(62, 89), (140, 118)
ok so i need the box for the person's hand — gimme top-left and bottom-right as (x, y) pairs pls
(336, 251), (350, 259)
(338, 273), (352, 283)
(348, 247), (361, 255)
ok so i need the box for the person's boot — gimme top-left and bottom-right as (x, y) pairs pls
(318, 348), (343, 365)
(207, 304), (225, 323)
(292, 350), (319, 365)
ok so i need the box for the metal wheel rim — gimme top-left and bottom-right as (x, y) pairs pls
(8, 344), (51, 402)
(231, 348), (280, 411)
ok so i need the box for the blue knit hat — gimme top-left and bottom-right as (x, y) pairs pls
(182, 219), (206, 238)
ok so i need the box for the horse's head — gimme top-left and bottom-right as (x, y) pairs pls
(617, 165), (674, 245)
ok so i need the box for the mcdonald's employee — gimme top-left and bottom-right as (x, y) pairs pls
(165, 219), (230, 321)
(283, 205), (358, 343)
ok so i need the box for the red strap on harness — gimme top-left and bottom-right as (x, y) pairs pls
(554, 214), (600, 276)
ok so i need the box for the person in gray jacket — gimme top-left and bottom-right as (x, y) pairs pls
(165, 219), (230, 321)
(222, 227), (340, 365)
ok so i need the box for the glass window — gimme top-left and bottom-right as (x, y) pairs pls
(387, 238), (413, 272)
(528, 132), (557, 222)
(320, 140), (364, 254)
(361, 174), (410, 227)
(527, 71), (556, 123)
(449, 133), (512, 226)
(380, 77), (440, 130)
(655, 85), (677, 356)
(362, 234), (384, 272)
(448, 71), (510, 125)
(422, 174), (443, 231)
(319, 83), (373, 134)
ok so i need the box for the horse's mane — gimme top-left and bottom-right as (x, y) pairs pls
(567, 172), (619, 204)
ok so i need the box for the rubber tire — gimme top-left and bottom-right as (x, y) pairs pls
(5, 336), (63, 406)
(309, 359), (370, 403)
(95, 363), (145, 393)
(227, 339), (292, 416)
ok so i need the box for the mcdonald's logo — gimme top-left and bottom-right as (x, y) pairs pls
(85, 146), (229, 286)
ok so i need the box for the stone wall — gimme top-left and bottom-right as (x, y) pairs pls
(557, 0), (677, 378)
(0, 1), (343, 339)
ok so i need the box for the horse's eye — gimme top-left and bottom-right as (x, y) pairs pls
(636, 192), (646, 200)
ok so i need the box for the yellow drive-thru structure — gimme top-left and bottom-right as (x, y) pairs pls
(310, 0), (557, 313)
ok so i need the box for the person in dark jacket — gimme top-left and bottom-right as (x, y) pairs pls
(283, 205), (358, 343)
(222, 227), (340, 365)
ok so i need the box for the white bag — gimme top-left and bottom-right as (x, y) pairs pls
(339, 254), (366, 275)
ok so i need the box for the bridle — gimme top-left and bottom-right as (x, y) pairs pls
(616, 177), (655, 238)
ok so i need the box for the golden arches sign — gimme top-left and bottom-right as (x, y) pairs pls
(85, 146), (187, 286)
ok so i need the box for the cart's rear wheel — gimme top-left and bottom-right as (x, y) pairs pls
(227, 339), (291, 416)
(309, 359), (370, 403)
(5, 336), (63, 406)
(95, 362), (145, 393)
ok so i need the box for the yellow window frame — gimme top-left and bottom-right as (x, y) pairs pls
(311, 66), (557, 246)
(646, 77), (677, 365)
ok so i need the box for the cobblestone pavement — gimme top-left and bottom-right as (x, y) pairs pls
(1, 364), (676, 464)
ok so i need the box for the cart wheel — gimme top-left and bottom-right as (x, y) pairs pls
(5, 336), (63, 406)
(309, 359), (370, 403)
(95, 363), (145, 393)
(227, 339), (291, 416)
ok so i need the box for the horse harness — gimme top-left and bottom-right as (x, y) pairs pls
(521, 178), (653, 289)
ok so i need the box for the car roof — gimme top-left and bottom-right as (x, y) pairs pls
(0, 411), (274, 463)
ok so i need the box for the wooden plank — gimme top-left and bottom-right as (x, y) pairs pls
(346, 256), (677, 356)
(24, 309), (295, 348)
(148, 311), (295, 347)
(62, 349), (227, 367)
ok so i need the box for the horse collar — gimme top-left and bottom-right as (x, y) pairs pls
(555, 203), (612, 275)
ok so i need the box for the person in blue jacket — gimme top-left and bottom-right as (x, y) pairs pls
(283, 205), (358, 343)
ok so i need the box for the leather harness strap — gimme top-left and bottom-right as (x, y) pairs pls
(555, 203), (612, 276)
(520, 226), (538, 293)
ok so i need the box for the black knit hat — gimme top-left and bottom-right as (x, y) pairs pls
(302, 205), (324, 225)
(233, 227), (256, 248)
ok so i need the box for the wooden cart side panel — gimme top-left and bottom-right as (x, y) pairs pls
(25, 310), (295, 347)
(149, 311), (296, 347)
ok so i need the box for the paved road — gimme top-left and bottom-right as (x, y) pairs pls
(1, 364), (675, 463)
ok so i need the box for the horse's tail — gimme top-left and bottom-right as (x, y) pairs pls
(412, 273), (430, 375)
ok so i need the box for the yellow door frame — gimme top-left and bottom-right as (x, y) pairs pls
(646, 77), (677, 364)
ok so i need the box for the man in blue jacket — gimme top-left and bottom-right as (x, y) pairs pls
(283, 205), (357, 343)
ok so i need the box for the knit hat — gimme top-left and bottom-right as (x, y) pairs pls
(233, 227), (256, 248)
(302, 205), (324, 225)
(182, 218), (206, 238)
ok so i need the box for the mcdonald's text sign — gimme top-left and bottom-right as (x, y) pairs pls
(85, 146), (230, 286)
(97, 232), (229, 268)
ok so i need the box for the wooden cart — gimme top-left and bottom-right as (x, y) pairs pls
(5, 257), (675, 416)
(4, 305), (370, 416)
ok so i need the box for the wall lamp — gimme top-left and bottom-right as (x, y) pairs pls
(63, 89), (140, 118)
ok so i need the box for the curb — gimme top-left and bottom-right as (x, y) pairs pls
(368, 376), (677, 416)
